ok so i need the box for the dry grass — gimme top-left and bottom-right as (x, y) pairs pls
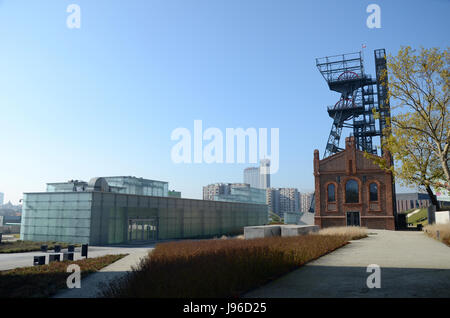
(102, 234), (351, 298)
(0, 254), (127, 298)
(423, 223), (450, 246)
(316, 226), (368, 240)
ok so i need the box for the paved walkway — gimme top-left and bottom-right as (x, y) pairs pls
(54, 248), (152, 298)
(244, 230), (450, 298)
(0, 234), (19, 242)
(407, 209), (421, 217)
(0, 245), (154, 271)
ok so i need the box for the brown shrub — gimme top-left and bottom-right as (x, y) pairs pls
(423, 223), (450, 246)
(0, 254), (127, 298)
(316, 226), (368, 240)
(102, 235), (351, 298)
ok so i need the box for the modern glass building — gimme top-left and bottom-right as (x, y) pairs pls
(21, 177), (268, 245)
(214, 185), (266, 205)
(103, 176), (168, 197)
(168, 190), (182, 198)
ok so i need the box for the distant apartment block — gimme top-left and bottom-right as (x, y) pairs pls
(266, 187), (300, 216)
(266, 188), (279, 214)
(243, 159), (271, 189)
(0, 192), (3, 206)
(203, 183), (232, 201)
(300, 192), (314, 213)
(280, 188), (300, 213)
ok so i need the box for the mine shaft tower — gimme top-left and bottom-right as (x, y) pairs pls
(316, 49), (391, 158)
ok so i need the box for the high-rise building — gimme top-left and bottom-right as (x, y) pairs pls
(0, 192), (3, 206)
(300, 192), (314, 213)
(243, 159), (271, 189)
(279, 188), (300, 213)
(259, 159), (270, 189)
(266, 188), (280, 214)
(266, 187), (300, 216)
(243, 167), (260, 188)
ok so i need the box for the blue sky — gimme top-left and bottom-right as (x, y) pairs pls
(0, 0), (448, 203)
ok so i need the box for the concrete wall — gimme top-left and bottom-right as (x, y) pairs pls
(244, 225), (319, 239)
(244, 225), (281, 239)
(281, 225), (319, 237)
(284, 212), (303, 224)
(435, 211), (450, 224)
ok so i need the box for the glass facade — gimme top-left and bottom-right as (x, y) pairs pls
(214, 186), (266, 205)
(104, 176), (168, 197)
(21, 191), (268, 245)
(21, 192), (93, 244)
(345, 180), (359, 203)
(47, 181), (88, 192)
(327, 184), (335, 202)
(369, 183), (378, 201)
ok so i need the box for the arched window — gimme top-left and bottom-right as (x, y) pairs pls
(327, 184), (335, 202)
(369, 183), (378, 201)
(345, 179), (359, 203)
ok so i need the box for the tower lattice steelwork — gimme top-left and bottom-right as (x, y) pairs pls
(316, 49), (391, 158)
(309, 49), (393, 214)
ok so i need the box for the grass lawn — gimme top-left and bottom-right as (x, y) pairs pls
(102, 228), (366, 298)
(406, 208), (428, 226)
(0, 254), (127, 298)
(0, 241), (79, 253)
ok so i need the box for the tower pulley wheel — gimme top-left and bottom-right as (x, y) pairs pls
(333, 97), (354, 110)
(337, 71), (359, 81)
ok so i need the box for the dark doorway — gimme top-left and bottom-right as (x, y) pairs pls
(128, 218), (158, 243)
(346, 212), (360, 226)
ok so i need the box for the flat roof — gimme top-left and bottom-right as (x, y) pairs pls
(22, 191), (268, 206)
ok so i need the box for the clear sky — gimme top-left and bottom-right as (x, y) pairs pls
(0, 0), (448, 204)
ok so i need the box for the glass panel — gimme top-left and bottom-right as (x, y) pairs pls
(345, 180), (359, 203)
(327, 184), (335, 202)
(369, 183), (378, 201)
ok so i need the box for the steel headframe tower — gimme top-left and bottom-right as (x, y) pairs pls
(316, 49), (390, 158)
(374, 48), (391, 153)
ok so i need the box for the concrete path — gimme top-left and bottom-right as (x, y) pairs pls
(244, 230), (450, 298)
(0, 234), (19, 242)
(54, 248), (152, 298)
(0, 245), (153, 271)
(407, 209), (421, 217)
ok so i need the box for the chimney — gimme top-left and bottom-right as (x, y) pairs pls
(345, 136), (356, 150)
(345, 137), (357, 175)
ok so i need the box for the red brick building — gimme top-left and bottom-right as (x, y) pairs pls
(314, 137), (395, 230)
